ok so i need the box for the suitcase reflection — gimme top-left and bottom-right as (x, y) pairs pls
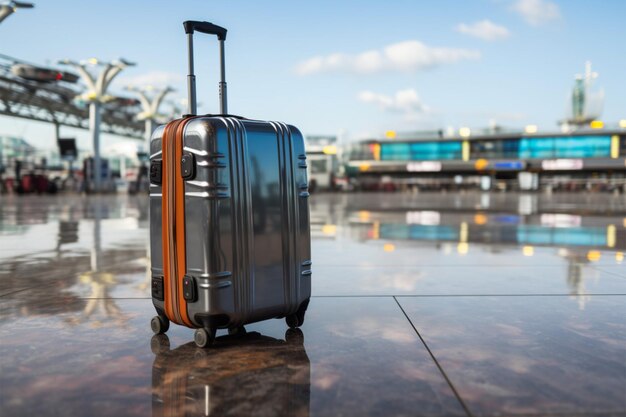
(151, 329), (310, 416)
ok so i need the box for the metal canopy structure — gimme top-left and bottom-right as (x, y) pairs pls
(0, 54), (144, 139)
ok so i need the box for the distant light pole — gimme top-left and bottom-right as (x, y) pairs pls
(125, 85), (174, 144)
(0, 1), (33, 24)
(58, 58), (135, 192)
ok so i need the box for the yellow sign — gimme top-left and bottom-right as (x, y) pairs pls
(525, 125), (538, 134)
(373, 143), (381, 161)
(358, 211), (371, 221)
(590, 120), (604, 129)
(371, 220), (380, 240)
(475, 159), (489, 170)
(322, 224), (337, 236)
(457, 242), (469, 255)
(459, 222), (468, 243)
(587, 250), (601, 262)
(322, 145), (337, 155)
(474, 214), (487, 225)
(611, 136), (619, 159)
(385, 130), (397, 139)
(462, 140), (470, 161)
(607, 224), (616, 248)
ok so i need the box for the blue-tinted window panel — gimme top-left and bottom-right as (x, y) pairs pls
(380, 141), (462, 161)
(520, 136), (611, 159)
(517, 226), (606, 247)
(380, 224), (458, 241)
(380, 143), (410, 161)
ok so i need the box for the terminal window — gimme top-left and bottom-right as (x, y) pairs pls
(472, 139), (519, 159)
(381, 141), (462, 161)
(310, 158), (328, 174)
(519, 135), (611, 159)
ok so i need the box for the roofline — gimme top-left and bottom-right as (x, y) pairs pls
(356, 130), (625, 144)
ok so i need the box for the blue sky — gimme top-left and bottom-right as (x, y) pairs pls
(1, 0), (625, 151)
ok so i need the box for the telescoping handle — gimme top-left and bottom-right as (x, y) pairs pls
(183, 20), (228, 115)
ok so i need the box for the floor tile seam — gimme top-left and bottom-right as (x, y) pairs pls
(393, 293), (626, 297)
(590, 266), (626, 280)
(313, 265), (583, 268)
(392, 295), (474, 417)
(479, 411), (626, 417)
(313, 293), (626, 298)
(59, 297), (152, 300)
(0, 294), (153, 301)
(0, 285), (57, 298)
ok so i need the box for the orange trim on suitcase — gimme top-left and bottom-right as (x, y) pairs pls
(161, 120), (176, 323)
(161, 117), (194, 327)
(173, 119), (193, 327)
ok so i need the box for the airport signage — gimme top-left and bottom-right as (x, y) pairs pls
(541, 159), (583, 170)
(493, 161), (524, 170)
(406, 211), (441, 226)
(541, 214), (582, 228)
(406, 161), (442, 172)
(57, 138), (77, 160)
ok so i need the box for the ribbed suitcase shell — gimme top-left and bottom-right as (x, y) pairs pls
(150, 116), (311, 331)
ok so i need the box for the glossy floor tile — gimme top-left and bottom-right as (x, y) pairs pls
(0, 297), (465, 417)
(312, 264), (626, 296)
(321, 192), (626, 215)
(1, 192), (625, 417)
(594, 266), (626, 280)
(396, 295), (626, 416)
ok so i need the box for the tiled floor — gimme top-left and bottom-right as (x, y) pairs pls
(1, 192), (625, 417)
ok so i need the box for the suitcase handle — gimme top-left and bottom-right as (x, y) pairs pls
(183, 21), (227, 40)
(183, 20), (228, 115)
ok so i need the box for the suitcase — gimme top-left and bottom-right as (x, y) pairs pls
(149, 20), (311, 347)
(151, 331), (310, 416)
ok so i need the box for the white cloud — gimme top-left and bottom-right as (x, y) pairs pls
(456, 20), (511, 41)
(358, 89), (429, 116)
(511, 0), (561, 26)
(295, 41), (480, 75)
(115, 71), (183, 88)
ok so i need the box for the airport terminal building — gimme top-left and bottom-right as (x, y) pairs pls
(346, 129), (626, 192)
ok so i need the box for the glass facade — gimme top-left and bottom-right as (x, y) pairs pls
(519, 135), (611, 159)
(380, 224), (458, 241)
(309, 157), (329, 174)
(364, 135), (619, 162)
(378, 223), (610, 247)
(380, 141), (462, 161)
(517, 226), (606, 247)
(471, 139), (519, 159)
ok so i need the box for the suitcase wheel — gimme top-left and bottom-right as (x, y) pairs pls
(228, 326), (247, 336)
(194, 328), (216, 348)
(151, 315), (170, 335)
(285, 328), (304, 345)
(286, 299), (309, 329)
(286, 314), (301, 328)
(150, 334), (171, 354)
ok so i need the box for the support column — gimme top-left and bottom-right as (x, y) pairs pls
(89, 101), (102, 192)
(145, 118), (155, 146)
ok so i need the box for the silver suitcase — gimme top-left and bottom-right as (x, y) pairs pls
(149, 21), (311, 347)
